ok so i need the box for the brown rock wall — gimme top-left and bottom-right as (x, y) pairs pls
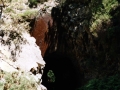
(30, 14), (53, 57)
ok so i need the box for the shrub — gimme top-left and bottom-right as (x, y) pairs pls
(28, 0), (48, 8)
(19, 10), (38, 20)
(77, 74), (120, 90)
(89, 0), (119, 37)
(28, 0), (38, 8)
(47, 70), (55, 83)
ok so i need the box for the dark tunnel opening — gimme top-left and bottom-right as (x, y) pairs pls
(42, 52), (82, 90)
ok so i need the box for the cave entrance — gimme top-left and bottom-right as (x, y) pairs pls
(42, 52), (81, 90)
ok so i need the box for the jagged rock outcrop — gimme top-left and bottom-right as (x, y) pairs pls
(0, 0), (48, 90)
(30, 14), (53, 57)
(0, 30), (46, 90)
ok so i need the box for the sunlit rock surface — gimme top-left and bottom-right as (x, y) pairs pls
(0, 30), (46, 90)
(0, 0), (49, 90)
(30, 0), (58, 56)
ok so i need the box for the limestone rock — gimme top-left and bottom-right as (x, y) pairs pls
(0, 0), (49, 90)
(0, 29), (46, 90)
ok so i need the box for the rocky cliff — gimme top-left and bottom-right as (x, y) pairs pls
(0, 0), (47, 90)
(31, 0), (120, 90)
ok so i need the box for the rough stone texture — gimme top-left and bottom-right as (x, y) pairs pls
(30, 0), (59, 57)
(30, 14), (53, 57)
(31, 0), (120, 89)
(0, 0), (49, 90)
(0, 30), (47, 90)
(30, 2), (85, 90)
(48, 0), (120, 85)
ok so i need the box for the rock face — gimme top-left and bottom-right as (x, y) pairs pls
(0, 0), (47, 90)
(30, 14), (53, 57)
(30, 1), (84, 90)
(31, 0), (120, 89)
(0, 30), (46, 90)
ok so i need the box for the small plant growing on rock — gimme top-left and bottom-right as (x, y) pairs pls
(4, 7), (14, 13)
(28, 0), (48, 8)
(20, 10), (38, 20)
(47, 70), (55, 83)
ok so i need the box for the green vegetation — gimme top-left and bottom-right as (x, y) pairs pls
(89, 0), (119, 37)
(28, 0), (38, 7)
(48, 0), (120, 89)
(28, 0), (47, 7)
(77, 74), (120, 90)
(0, 70), (37, 90)
(19, 10), (38, 20)
(4, 7), (14, 13)
(47, 70), (55, 83)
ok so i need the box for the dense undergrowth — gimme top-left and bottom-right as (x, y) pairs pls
(77, 74), (120, 90)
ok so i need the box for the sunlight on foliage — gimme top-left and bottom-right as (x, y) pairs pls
(90, 0), (119, 37)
